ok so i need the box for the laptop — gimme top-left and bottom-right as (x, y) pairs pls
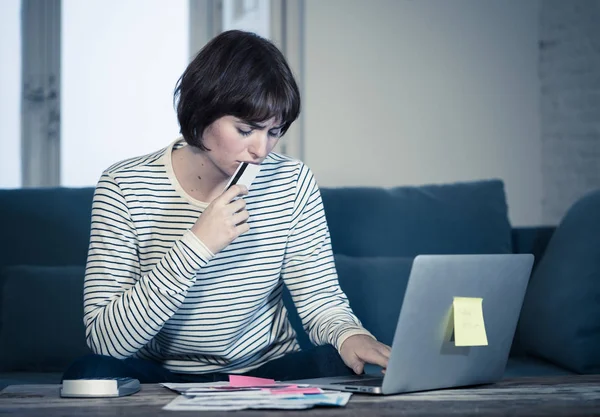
(289, 254), (534, 395)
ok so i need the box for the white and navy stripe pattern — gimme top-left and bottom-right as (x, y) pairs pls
(83, 138), (371, 374)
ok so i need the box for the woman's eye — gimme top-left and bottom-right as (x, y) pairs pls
(268, 130), (282, 138)
(237, 128), (252, 137)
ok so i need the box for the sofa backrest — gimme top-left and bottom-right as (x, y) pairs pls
(320, 179), (513, 257)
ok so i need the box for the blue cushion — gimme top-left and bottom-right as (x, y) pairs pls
(0, 265), (91, 372)
(502, 357), (574, 379)
(320, 179), (512, 257)
(0, 188), (94, 269)
(517, 189), (600, 374)
(334, 255), (413, 346)
(283, 255), (412, 348)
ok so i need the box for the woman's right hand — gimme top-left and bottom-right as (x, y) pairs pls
(190, 185), (250, 254)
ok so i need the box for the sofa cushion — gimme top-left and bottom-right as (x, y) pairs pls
(283, 255), (412, 349)
(0, 265), (91, 372)
(502, 356), (574, 379)
(0, 187), (94, 269)
(517, 189), (600, 374)
(335, 255), (413, 346)
(320, 179), (512, 257)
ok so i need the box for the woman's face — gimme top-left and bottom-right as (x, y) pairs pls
(202, 115), (284, 178)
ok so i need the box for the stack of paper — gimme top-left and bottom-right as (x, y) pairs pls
(161, 376), (352, 411)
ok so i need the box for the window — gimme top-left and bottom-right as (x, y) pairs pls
(0, 0), (22, 188)
(61, 0), (189, 186)
(222, 0), (270, 38)
(11, 0), (300, 188)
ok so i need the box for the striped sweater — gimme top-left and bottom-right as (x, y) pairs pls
(83, 138), (371, 374)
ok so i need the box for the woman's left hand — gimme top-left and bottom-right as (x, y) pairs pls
(339, 334), (391, 374)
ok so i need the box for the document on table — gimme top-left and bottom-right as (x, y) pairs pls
(161, 378), (352, 411)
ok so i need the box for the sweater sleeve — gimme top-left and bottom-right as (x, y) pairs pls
(280, 164), (375, 350)
(83, 172), (214, 359)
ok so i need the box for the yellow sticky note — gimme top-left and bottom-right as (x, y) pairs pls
(453, 297), (488, 347)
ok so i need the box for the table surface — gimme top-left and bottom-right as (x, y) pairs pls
(1, 375), (600, 416)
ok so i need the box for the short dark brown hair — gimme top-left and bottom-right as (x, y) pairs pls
(174, 30), (301, 150)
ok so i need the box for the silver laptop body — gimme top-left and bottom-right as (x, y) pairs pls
(289, 254), (534, 395)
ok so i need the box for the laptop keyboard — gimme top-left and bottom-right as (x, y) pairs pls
(331, 377), (384, 387)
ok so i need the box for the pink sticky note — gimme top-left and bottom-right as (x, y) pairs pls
(229, 375), (276, 387)
(270, 387), (323, 395)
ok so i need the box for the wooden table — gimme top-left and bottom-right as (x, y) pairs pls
(1, 375), (600, 416)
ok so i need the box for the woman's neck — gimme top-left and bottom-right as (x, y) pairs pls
(172, 145), (228, 203)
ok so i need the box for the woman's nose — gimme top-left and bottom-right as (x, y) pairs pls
(248, 132), (269, 159)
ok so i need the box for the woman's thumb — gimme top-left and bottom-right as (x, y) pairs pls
(351, 360), (364, 375)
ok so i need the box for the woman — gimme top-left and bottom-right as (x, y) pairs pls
(63, 30), (390, 383)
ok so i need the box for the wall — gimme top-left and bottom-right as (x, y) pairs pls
(303, 0), (543, 226)
(539, 0), (600, 224)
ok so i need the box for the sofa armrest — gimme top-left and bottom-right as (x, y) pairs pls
(509, 226), (555, 358)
